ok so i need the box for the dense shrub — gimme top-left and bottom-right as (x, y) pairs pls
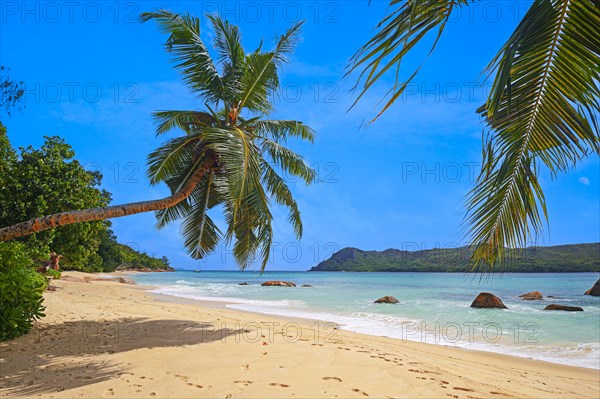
(0, 242), (47, 341)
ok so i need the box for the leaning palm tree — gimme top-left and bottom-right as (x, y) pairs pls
(0, 11), (315, 270)
(347, 0), (599, 270)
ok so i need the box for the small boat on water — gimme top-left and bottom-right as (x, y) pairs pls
(193, 269), (201, 273)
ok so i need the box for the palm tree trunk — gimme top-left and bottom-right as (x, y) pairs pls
(0, 162), (212, 242)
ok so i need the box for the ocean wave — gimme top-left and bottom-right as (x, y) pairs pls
(152, 286), (307, 308)
(226, 303), (600, 370)
(147, 277), (599, 370)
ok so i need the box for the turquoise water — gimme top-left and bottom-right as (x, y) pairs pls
(130, 271), (600, 369)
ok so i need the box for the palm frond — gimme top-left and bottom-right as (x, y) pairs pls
(143, 14), (314, 271)
(466, 0), (600, 270)
(208, 14), (245, 105)
(253, 120), (316, 143)
(155, 195), (192, 228)
(260, 138), (315, 184)
(208, 14), (244, 66)
(261, 159), (303, 238)
(152, 110), (217, 135)
(181, 171), (223, 259)
(239, 52), (279, 115)
(141, 9), (224, 104)
(347, 0), (469, 120)
(238, 21), (303, 113)
(147, 134), (201, 185)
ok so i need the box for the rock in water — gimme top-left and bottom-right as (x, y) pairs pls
(519, 291), (543, 300)
(261, 281), (296, 287)
(374, 296), (399, 304)
(238, 282), (249, 286)
(544, 304), (584, 312)
(584, 279), (600, 296)
(301, 284), (313, 287)
(470, 293), (507, 309)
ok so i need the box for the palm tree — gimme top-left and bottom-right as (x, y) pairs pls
(347, 0), (599, 270)
(0, 10), (316, 270)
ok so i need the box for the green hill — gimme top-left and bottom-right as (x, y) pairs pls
(309, 243), (600, 272)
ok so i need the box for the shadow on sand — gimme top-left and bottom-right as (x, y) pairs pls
(0, 317), (242, 396)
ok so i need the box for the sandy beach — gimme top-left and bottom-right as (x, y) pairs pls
(1, 272), (598, 399)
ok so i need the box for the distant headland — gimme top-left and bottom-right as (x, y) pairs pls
(309, 243), (600, 272)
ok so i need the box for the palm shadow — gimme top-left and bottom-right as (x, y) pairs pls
(0, 317), (242, 396)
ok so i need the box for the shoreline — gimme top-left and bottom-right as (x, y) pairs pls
(1, 271), (599, 398)
(148, 285), (600, 371)
(143, 272), (600, 371)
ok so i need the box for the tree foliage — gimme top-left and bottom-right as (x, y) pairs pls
(467, 0), (600, 270)
(0, 125), (111, 269)
(140, 11), (315, 270)
(0, 66), (25, 118)
(0, 14), (314, 273)
(97, 228), (173, 272)
(0, 242), (47, 341)
(310, 243), (600, 272)
(347, 0), (599, 270)
(0, 123), (172, 272)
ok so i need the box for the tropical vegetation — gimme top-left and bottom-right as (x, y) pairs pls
(0, 124), (171, 272)
(98, 228), (173, 272)
(0, 241), (47, 341)
(0, 124), (173, 341)
(310, 243), (600, 273)
(0, 125), (111, 269)
(347, 0), (599, 271)
(0, 11), (315, 271)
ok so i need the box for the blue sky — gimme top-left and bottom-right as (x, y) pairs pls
(1, 1), (598, 270)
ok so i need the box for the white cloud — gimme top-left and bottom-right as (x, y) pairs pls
(578, 176), (590, 186)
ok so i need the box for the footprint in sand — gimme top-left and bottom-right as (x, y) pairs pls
(241, 364), (250, 371)
(269, 383), (290, 388)
(234, 380), (254, 387)
(323, 377), (342, 382)
(352, 388), (369, 396)
(453, 387), (475, 392)
(103, 388), (114, 397)
(174, 374), (190, 383)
